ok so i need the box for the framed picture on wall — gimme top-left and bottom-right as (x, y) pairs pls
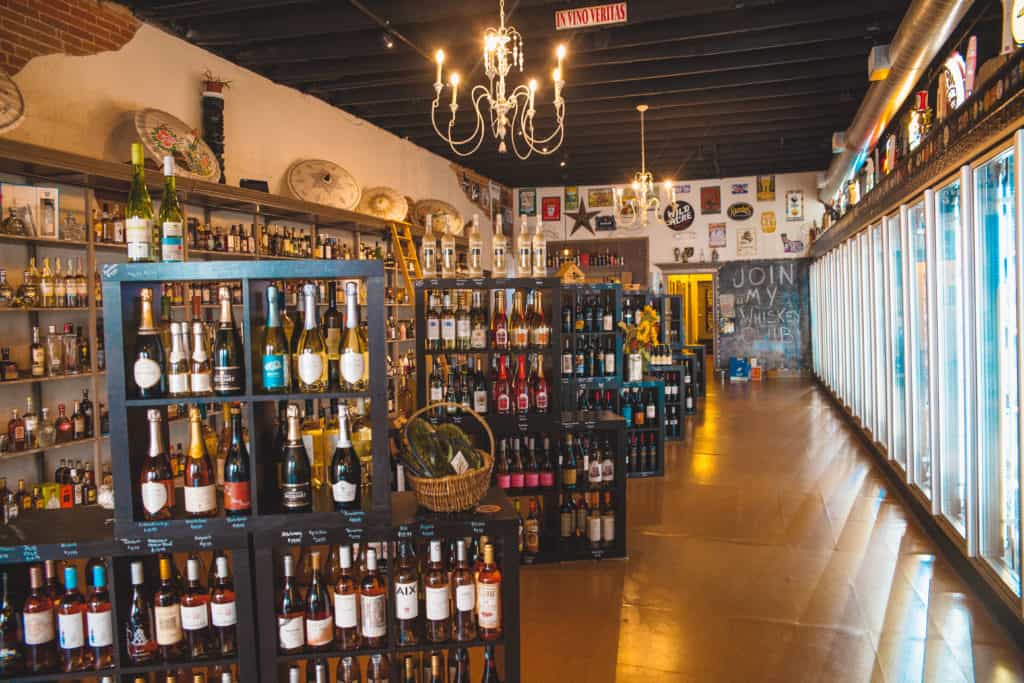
(700, 186), (721, 214)
(756, 175), (775, 201)
(588, 187), (614, 208)
(518, 188), (537, 216)
(708, 222), (726, 248)
(565, 186), (579, 211)
(785, 190), (804, 221)
(542, 196), (561, 221)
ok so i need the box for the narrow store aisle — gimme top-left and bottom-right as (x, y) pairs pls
(521, 379), (1024, 682)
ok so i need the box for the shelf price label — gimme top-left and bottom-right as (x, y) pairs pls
(418, 523), (435, 538)
(471, 521), (487, 536)
(193, 534), (213, 549)
(280, 530), (303, 546)
(119, 538), (143, 553)
(397, 525), (413, 540)
(345, 526), (364, 542)
(59, 543), (80, 558)
(21, 545), (40, 563)
(308, 529), (329, 545)
(146, 538), (172, 553)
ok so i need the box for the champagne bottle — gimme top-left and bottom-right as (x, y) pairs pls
(340, 281), (367, 391)
(140, 410), (174, 520)
(329, 404), (360, 511)
(133, 288), (165, 398)
(126, 143), (156, 262)
(261, 285), (290, 392)
(295, 283), (327, 392)
(184, 406), (217, 518)
(323, 282), (343, 390)
(212, 286), (244, 395)
(280, 404), (312, 512)
(158, 156), (184, 262)
(223, 405), (251, 516)
(167, 322), (190, 397)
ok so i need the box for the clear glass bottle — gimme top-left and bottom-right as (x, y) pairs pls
(39, 257), (55, 308)
(0, 269), (12, 307)
(420, 214), (438, 277)
(62, 322), (78, 375)
(37, 408), (56, 448)
(467, 213), (483, 277)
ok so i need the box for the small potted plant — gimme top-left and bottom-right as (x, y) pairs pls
(201, 69), (232, 94)
(619, 304), (660, 381)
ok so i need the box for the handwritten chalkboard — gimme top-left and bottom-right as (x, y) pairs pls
(716, 259), (810, 372)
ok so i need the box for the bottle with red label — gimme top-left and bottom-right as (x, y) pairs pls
(513, 355), (530, 414)
(493, 356), (511, 415)
(223, 405), (251, 516)
(531, 356), (549, 414)
(491, 290), (508, 350)
(509, 438), (525, 488)
(495, 440), (511, 489)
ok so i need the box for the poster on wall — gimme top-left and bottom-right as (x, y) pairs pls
(663, 200), (695, 231)
(708, 222), (727, 248)
(785, 190), (804, 221)
(726, 202), (753, 220)
(519, 188), (537, 216)
(596, 215), (616, 231)
(731, 183), (749, 194)
(761, 211), (777, 233)
(700, 186), (721, 214)
(674, 183), (691, 195)
(737, 227), (757, 255)
(542, 196), (561, 221)
(780, 232), (806, 253)
(565, 186), (579, 211)
(588, 187), (614, 208)
(756, 175), (775, 201)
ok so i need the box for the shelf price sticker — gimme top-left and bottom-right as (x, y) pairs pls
(345, 526), (364, 542)
(21, 545), (40, 563)
(59, 543), (80, 559)
(397, 525), (414, 540)
(418, 523), (435, 538)
(280, 530), (303, 546)
(308, 529), (329, 545)
(193, 534), (213, 549)
(471, 521), (487, 536)
(146, 538), (172, 554)
(120, 538), (143, 553)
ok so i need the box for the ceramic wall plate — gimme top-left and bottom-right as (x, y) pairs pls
(286, 158), (361, 210)
(357, 186), (408, 222)
(412, 198), (463, 235)
(134, 108), (220, 181)
(0, 69), (24, 135)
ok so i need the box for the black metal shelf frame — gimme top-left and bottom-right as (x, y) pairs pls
(622, 379), (666, 478)
(558, 284), (623, 415)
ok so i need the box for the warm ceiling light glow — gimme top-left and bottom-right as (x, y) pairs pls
(450, 73), (460, 87)
(435, 49), (445, 64)
(556, 44), (567, 59)
(529, 78), (538, 92)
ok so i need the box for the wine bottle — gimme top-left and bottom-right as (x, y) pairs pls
(125, 562), (156, 663)
(452, 539), (477, 641)
(184, 406), (217, 518)
(261, 285), (290, 392)
(190, 321), (213, 396)
(510, 291), (529, 350)
(424, 540), (450, 643)
(140, 409), (174, 520)
(223, 405), (251, 516)
(329, 404), (360, 511)
(280, 404), (312, 512)
(323, 282), (343, 390)
(210, 557), (237, 656)
(531, 356), (549, 414)
(512, 355), (530, 415)
(212, 286), (244, 395)
(166, 322), (190, 397)
(477, 543), (502, 640)
(305, 552), (333, 651)
(180, 559), (210, 660)
(394, 541), (419, 646)
(333, 545), (360, 649)
(154, 557), (185, 662)
(421, 214), (438, 277)
(480, 643), (501, 683)
(491, 291), (508, 350)
(133, 288), (166, 397)
(359, 549), (387, 647)
(532, 216), (547, 277)
(468, 213), (483, 276)
(295, 283), (327, 392)
(277, 554), (304, 654)
(126, 143), (156, 262)
(0, 571), (22, 673)
(57, 566), (86, 672)
(86, 564), (114, 670)
(158, 156), (184, 262)
(340, 281), (367, 391)
(22, 565), (56, 672)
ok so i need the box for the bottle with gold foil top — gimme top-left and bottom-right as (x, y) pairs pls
(184, 406), (217, 518)
(132, 288), (166, 398)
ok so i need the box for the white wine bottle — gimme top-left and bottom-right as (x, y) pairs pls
(126, 143), (156, 263)
(158, 156), (184, 263)
(133, 288), (165, 398)
(340, 281), (367, 391)
(295, 283), (327, 392)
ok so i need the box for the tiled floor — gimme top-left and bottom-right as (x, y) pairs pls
(520, 379), (1024, 682)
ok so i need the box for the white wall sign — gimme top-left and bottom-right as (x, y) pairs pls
(555, 2), (627, 30)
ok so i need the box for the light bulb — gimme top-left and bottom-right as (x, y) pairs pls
(556, 44), (567, 60)
(529, 78), (538, 92)
(435, 49), (445, 64)
(450, 73), (460, 87)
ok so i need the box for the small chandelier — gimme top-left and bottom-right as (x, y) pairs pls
(431, 0), (566, 159)
(615, 104), (674, 228)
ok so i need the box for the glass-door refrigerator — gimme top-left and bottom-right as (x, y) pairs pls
(906, 199), (933, 499)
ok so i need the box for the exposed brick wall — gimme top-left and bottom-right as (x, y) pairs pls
(0, 0), (140, 75)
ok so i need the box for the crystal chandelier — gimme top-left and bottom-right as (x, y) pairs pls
(615, 104), (674, 228)
(431, 0), (566, 159)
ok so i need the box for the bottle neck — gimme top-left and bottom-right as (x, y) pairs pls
(345, 285), (359, 329)
(189, 415), (206, 459)
(328, 282), (338, 309)
(139, 296), (156, 332)
(219, 296), (233, 327)
(148, 418), (165, 458)
(304, 289), (317, 329)
(266, 288), (281, 328)
(337, 406), (351, 447)
(287, 413), (302, 442)
(231, 413), (243, 446)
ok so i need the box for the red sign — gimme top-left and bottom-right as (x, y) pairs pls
(555, 2), (627, 30)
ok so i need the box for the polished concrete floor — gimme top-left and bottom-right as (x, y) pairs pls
(521, 379), (1024, 682)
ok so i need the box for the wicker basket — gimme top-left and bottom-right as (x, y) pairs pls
(402, 402), (495, 512)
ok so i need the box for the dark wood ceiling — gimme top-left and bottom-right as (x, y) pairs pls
(126, 0), (910, 187)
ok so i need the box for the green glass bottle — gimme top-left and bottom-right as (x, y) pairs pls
(157, 156), (184, 262)
(125, 143), (155, 263)
(212, 286), (245, 396)
(262, 285), (290, 392)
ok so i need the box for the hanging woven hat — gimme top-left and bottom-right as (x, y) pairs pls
(412, 198), (464, 235)
(357, 186), (408, 222)
(285, 158), (361, 210)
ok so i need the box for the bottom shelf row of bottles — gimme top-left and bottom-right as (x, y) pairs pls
(277, 645), (504, 682)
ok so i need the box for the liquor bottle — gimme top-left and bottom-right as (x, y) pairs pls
(180, 559), (210, 660)
(27, 325), (44, 378)
(296, 283), (327, 392)
(154, 557), (185, 662)
(516, 215), (531, 276)
(333, 545), (359, 649)
(323, 282), (343, 390)
(512, 355), (530, 415)
(305, 552), (333, 651)
(441, 223), (456, 277)
(481, 643), (501, 683)
(340, 281), (368, 391)
(280, 404), (312, 512)
(126, 143), (156, 262)
(183, 407), (217, 518)
(133, 288), (165, 397)
(212, 286), (244, 395)
(421, 214), (438, 277)
(57, 566), (86, 671)
(424, 540), (450, 643)
(49, 402), (70, 444)
(0, 347), (16, 382)
(532, 216), (547, 277)
(23, 565), (57, 672)
(222, 405), (251, 516)
(509, 291), (529, 350)
(329, 404), (360, 511)
(159, 156), (185, 262)
(0, 571), (22, 673)
(359, 548), (387, 648)
(491, 290), (508, 350)
(211, 558), (238, 655)
(393, 541), (418, 646)
(140, 409), (174, 520)
(277, 554), (304, 654)
(84, 564), (113, 670)
(40, 257), (55, 308)
(125, 561), (156, 663)
(477, 543), (501, 640)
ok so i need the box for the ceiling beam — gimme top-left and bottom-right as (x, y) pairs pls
(131, 0), (315, 22)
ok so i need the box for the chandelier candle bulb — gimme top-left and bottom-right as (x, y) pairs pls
(450, 73), (459, 108)
(528, 79), (537, 112)
(435, 49), (444, 86)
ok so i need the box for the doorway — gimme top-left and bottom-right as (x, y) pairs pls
(668, 273), (715, 356)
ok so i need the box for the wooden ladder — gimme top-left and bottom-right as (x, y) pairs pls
(389, 222), (422, 305)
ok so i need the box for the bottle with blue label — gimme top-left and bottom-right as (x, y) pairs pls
(262, 285), (290, 392)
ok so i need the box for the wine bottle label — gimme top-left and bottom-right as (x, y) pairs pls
(516, 392), (529, 413)
(181, 603), (210, 631)
(360, 594), (386, 638)
(87, 609), (114, 647)
(334, 592), (358, 629)
(190, 370), (212, 394)
(455, 584), (475, 612)
(427, 318), (440, 340)
(473, 390), (488, 413)
(154, 605), (183, 645)
(224, 481), (251, 511)
(563, 468), (576, 486)
(562, 354), (573, 374)
(647, 405), (656, 419)
(126, 216), (153, 259)
(325, 328), (342, 356)
(687, 398), (694, 408)
(425, 585), (450, 621)
(471, 327), (487, 348)
(262, 354), (286, 389)
(141, 480), (170, 515)
(456, 319), (471, 340)
(589, 460), (602, 483)
(497, 473), (510, 488)
(588, 515), (602, 543)
(494, 329), (508, 346)
(211, 600), (237, 627)
(23, 610), (55, 645)
(161, 221), (184, 262)
(306, 615), (333, 646)
(509, 472), (524, 488)
(278, 616), (304, 649)
(394, 581), (417, 620)
(340, 350), (365, 384)
(212, 366), (242, 392)
(332, 479), (357, 503)
(168, 371), (189, 394)
(297, 352), (324, 385)
(602, 460), (614, 482)
(441, 318), (456, 341)
(184, 484), (217, 513)
(602, 514), (615, 542)
(525, 472), (540, 487)
(540, 471), (555, 487)
(604, 314), (614, 331)
(477, 584), (500, 629)
(535, 391), (548, 411)
(133, 358), (161, 389)
(513, 328), (529, 347)
(533, 327), (550, 347)
(606, 354), (616, 373)
(57, 612), (85, 649)
(560, 511), (573, 538)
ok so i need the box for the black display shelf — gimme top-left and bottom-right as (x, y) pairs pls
(650, 363), (686, 439)
(685, 344), (708, 397)
(559, 284), (623, 414)
(622, 379), (666, 478)
(0, 505), (116, 565)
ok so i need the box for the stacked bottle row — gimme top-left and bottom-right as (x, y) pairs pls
(274, 539), (503, 655)
(187, 219), (258, 256)
(126, 667), (238, 683)
(626, 433), (660, 475)
(572, 388), (617, 413)
(283, 644), (501, 683)
(424, 289), (550, 353)
(420, 212), (541, 280)
(546, 246), (625, 270)
(560, 292), (617, 335)
(2, 322), (95, 381)
(561, 335), (616, 379)
(0, 258), (93, 309)
(426, 353), (550, 417)
(4, 390), (97, 454)
(649, 369), (692, 436)
(0, 456), (104, 522)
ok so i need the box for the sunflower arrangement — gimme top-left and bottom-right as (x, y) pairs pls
(619, 305), (661, 362)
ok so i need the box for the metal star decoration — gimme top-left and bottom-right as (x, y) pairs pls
(567, 200), (599, 236)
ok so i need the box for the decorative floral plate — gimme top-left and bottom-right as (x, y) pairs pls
(357, 186), (408, 222)
(0, 69), (24, 135)
(285, 159), (361, 210)
(412, 198), (463, 235)
(134, 108), (220, 181)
